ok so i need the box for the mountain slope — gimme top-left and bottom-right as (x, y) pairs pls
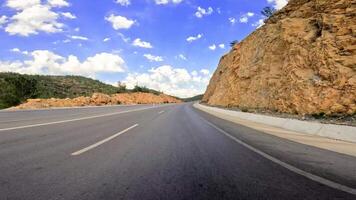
(0, 73), (180, 109)
(203, 0), (355, 116)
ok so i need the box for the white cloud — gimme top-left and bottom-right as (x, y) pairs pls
(200, 69), (210, 75)
(229, 17), (236, 25)
(267, 0), (288, 9)
(247, 12), (255, 17)
(70, 35), (89, 41)
(10, 48), (29, 55)
(239, 12), (255, 23)
(10, 48), (20, 53)
(239, 17), (248, 23)
(195, 6), (213, 18)
(6, 0), (41, 10)
(178, 54), (187, 60)
(155, 0), (183, 5)
(47, 0), (69, 7)
(123, 65), (211, 98)
(0, 16), (8, 27)
(105, 14), (135, 30)
(118, 32), (130, 43)
(61, 12), (76, 19)
(252, 18), (265, 28)
(115, 0), (130, 6)
(0, 50), (126, 77)
(103, 37), (111, 42)
(219, 44), (225, 49)
(209, 44), (216, 50)
(143, 54), (163, 62)
(3, 0), (72, 36)
(186, 34), (203, 43)
(132, 38), (153, 48)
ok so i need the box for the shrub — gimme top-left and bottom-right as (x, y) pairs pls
(261, 6), (276, 18)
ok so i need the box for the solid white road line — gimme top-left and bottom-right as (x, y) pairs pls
(158, 111), (165, 114)
(0, 106), (159, 132)
(202, 118), (356, 196)
(71, 124), (139, 156)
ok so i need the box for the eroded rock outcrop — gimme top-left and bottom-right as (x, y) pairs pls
(203, 0), (355, 115)
(13, 92), (181, 110)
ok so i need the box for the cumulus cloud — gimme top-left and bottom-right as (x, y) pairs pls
(69, 35), (89, 41)
(252, 18), (265, 28)
(177, 54), (187, 60)
(103, 37), (111, 42)
(195, 6), (213, 18)
(132, 38), (153, 48)
(155, 0), (183, 5)
(0, 16), (8, 27)
(219, 44), (225, 49)
(105, 14), (135, 30)
(200, 69), (209, 75)
(10, 48), (28, 55)
(61, 12), (76, 19)
(0, 50), (126, 77)
(47, 0), (69, 7)
(267, 0), (289, 9)
(186, 34), (203, 43)
(115, 0), (130, 6)
(229, 17), (236, 25)
(10, 48), (21, 53)
(143, 54), (163, 62)
(123, 65), (211, 98)
(3, 0), (72, 36)
(239, 12), (254, 23)
(209, 44), (216, 50)
(6, 0), (41, 10)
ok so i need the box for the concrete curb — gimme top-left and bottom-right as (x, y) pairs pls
(195, 103), (356, 143)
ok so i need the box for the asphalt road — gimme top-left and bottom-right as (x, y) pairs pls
(0, 103), (355, 200)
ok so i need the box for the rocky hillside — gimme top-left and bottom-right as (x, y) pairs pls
(203, 0), (355, 116)
(12, 92), (181, 110)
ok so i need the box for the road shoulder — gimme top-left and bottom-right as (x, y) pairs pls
(194, 103), (356, 158)
(193, 104), (356, 189)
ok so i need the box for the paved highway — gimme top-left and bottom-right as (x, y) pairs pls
(0, 103), (355, 200)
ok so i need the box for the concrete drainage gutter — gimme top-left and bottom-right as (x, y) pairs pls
(194, 103), (356, 143)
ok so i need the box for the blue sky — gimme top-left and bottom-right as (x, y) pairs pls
(0, 0), (288, 97)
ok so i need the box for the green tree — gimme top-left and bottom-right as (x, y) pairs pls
(261, 6), (276, 18)
(230, 40), (239, 47)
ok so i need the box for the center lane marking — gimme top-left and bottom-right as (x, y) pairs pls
(158, 111), (165, 114)
(71, 124), (139, 156)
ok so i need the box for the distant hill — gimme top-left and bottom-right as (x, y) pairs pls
(0, 72), (169, 109)
(182, 94), (204, 102)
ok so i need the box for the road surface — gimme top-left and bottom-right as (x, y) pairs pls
(0, 103), (355, 200)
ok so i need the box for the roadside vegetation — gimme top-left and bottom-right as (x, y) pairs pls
(181, 94), (204, 102)
(0, 72), (167, 109)
(261, 6), (276, 18)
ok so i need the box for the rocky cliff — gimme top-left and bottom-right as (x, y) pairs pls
(12, 92), (181, 110)
(203, 0), (355, 116)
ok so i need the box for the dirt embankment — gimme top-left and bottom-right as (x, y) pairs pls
(203, 0), (355, 116)
(12, 92), (181, 110)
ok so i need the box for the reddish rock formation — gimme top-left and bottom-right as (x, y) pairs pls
(13, 92), (181, 110)
(203, 0), (355, 115)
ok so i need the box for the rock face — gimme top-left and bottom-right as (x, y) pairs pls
(13, 92), (181, 110)
(203, 0), (355, 116)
